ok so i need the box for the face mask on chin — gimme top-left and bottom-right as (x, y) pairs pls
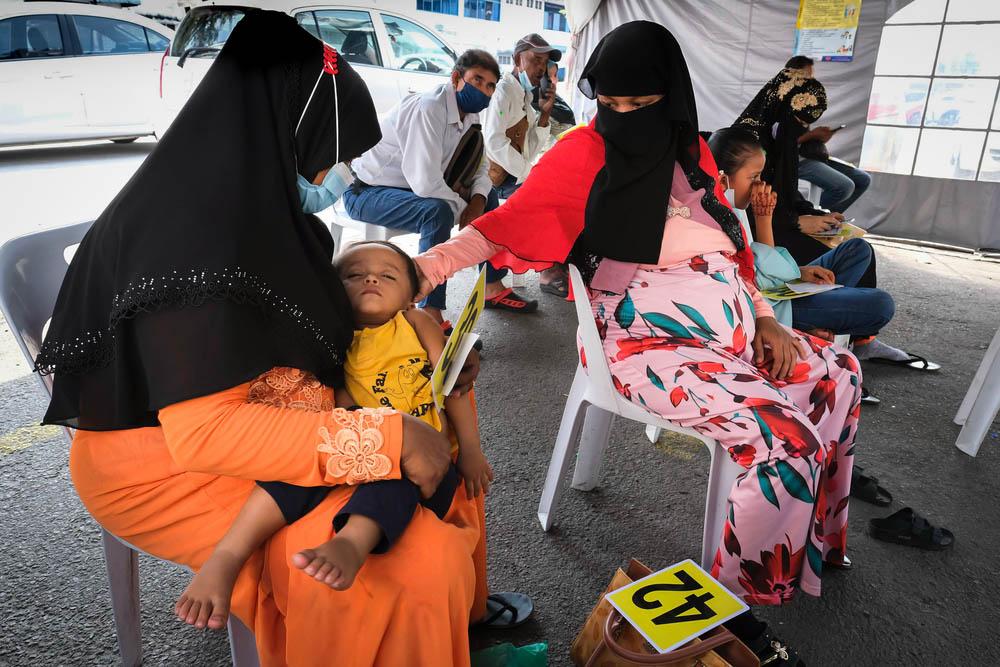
(297, 162), (354, 214)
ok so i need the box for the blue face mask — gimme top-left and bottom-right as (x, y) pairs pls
(455, 81), (491, 114)
(517, 70), (534, 92)
(297, 162), (353, 214)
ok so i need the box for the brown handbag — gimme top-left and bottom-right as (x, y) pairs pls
(487, 116), (530, 187)
(570, 560), (759, 667)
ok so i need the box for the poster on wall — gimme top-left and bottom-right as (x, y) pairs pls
(793, 0), (862, 62)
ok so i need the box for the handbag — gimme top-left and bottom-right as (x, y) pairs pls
(444, 124), (485, 193)
(488, 116), (530, 187)
(798, 139), (829, 161)
(570, 560), (759, 667)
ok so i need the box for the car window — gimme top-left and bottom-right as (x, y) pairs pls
(0, 15), (64, 60)
(171, 7), (244, 57)
(294, 12), (320, 39)
(310, 10), (381, 67)
(145, 28), (169, 52)
(381, 14), (455, 74)
(72, 16), (149, 55)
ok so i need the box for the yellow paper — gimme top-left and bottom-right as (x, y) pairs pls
(430, 267), (486, 408)
(605, 559), (748, 654)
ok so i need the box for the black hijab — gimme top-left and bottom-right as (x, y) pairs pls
(577, 21), (742, 263)
(36, 10), (382, 430)
(734, 68), (827, 231)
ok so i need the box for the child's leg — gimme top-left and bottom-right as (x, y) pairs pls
(293, 479), (422, 590)
(176, 485), (286, 629)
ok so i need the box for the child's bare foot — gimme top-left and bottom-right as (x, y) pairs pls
(175, 551), (242, 630)
(291, 536), (367, 590)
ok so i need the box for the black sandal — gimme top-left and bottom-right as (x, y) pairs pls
(484, 288), (538, 313)
(860, 386), (880, 405)
(869, 507), (955, 551)
(868, 353), (941, 372)
(540, 276), (569, 298)
(472, 592), (534, 630)
(744, 628), (806, 666)
(850, 465), (892, 507)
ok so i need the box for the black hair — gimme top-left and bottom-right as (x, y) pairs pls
(336, 240), (420, 298)
(454, 49), (501, 83)
(707, 126), (764, 176)
(785, 55), (815, 70)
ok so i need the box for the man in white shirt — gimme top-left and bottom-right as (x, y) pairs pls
(482, 34), (567, 297)
(345, 50), (537, 322)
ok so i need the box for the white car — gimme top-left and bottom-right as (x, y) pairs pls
(160, 1), (460, 134)
(0, 1), (174, 147)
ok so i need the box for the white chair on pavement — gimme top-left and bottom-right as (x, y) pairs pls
(538, 265), (744, 570)
(0, 222), (259, 667)
(319, 199), (410, 254)
(954, 324), (1000, 457)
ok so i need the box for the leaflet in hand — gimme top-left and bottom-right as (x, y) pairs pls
(430, 267), (486, 408)
(760, 280), (843, 301)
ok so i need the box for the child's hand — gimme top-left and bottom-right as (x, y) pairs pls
(457, 449), (494, 499)
(750, 181), (777, 217)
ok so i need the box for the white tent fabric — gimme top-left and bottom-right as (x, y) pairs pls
(562, 0), (999, 251)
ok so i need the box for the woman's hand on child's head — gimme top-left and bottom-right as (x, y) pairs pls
(750, 181), (777, 217)
(458, 449), (494, 499)
(413, 262), (434, 304)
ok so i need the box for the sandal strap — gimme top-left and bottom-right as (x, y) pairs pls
(481, 595), (518, 625)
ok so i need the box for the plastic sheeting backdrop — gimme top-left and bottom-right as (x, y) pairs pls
(563, 0), (999, 251)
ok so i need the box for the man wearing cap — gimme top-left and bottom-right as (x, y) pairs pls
(483, 33), (566, 297)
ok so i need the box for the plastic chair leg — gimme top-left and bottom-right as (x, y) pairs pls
(955, 366), (1000, 457)
(228, 615), (261, 667)
(570, 406), (614, 491)
(538, 367), (589, 531)
(700, 443), (743, 571)
(644, 425), (662, 444)
(328, 223), (344, 256)
(956, 326), (1000, 426)
(101, 529), (142, 667)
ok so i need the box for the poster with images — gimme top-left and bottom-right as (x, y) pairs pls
(793, 0), (862, 62)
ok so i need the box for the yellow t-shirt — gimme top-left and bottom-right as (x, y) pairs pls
(344, 311), (444, 437)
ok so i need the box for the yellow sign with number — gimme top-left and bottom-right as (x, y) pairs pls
(605, 559), (748, 654)
(430, 267), (486, 408)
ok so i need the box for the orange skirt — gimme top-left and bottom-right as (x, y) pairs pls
(70, 426), (487, 667)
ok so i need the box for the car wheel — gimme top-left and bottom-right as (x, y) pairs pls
(112, 138), (139, 144)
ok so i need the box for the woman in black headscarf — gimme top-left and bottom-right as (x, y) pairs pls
(39, 11), (484, 665)
(409, 21), (862, 666)
(734, 68), (862, 268)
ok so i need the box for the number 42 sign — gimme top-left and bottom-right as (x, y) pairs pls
(605, 559), (748, 654)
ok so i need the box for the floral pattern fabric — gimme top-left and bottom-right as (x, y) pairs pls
(589, 251), (862, 604)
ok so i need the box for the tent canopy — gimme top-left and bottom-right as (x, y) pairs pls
(561, 0), (999, 251)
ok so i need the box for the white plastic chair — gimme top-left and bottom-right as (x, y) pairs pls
(538, 265), (744, 570)
(0, 222), (259, 667)
(954, 324), (1000, 457)
(319, 199), (410, 254)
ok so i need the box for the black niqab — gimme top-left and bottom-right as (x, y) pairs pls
(36, 10), (382, 430)
(578, 21), (715, 263)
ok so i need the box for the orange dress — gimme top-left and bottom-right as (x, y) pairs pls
(69, 367), (487, 667)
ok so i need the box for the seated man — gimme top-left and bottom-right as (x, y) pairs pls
(483, 33), (567, 297)
(345, 49), (537, 321)
(788, 55), (872, 213)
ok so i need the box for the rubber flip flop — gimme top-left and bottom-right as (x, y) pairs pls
(484, 288), (538, 313)
(473, 592), (534, 630)
(868, 354), (941, 372)
(540, 276), (569, 298)
(850, 466), (892, 506)
(860, 386), (880, 405)
(869, 508), (954, 551)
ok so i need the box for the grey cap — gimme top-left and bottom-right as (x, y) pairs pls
(514, 33), (562, 62)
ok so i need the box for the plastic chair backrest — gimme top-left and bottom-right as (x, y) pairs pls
(568, 264), (619, 408)
(0, 221), (93, 397)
